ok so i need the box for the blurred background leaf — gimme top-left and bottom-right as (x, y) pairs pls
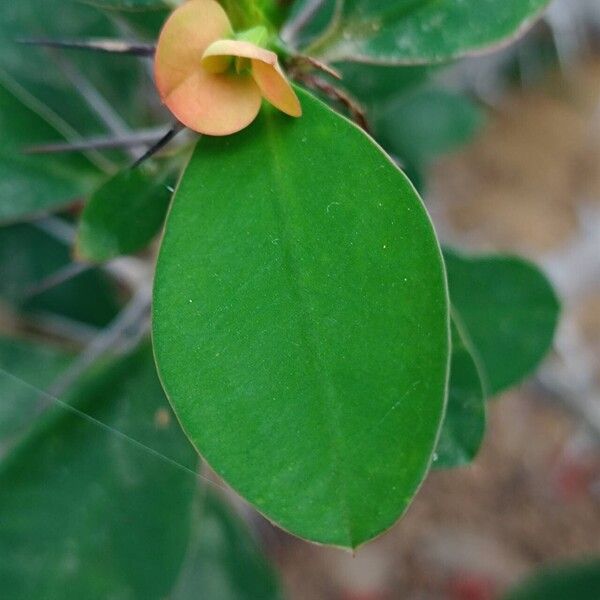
(503, 558), (600, 600)
(0, 75), (102, 223)
(435, 321), (487, 469)
(0, 335), (71, 448)
(172, 492), (283, 600)
(0, 343), (199, 599)
(295, 0), (552, 64)
(0, 0), (155, 137)
(76, 161), (177, 262)
(0, 223), (121, 328)
(444, 249), (560, 395)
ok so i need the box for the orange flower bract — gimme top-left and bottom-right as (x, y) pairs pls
(154, 0), (301, 136)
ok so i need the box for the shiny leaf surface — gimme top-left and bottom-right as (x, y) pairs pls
(153, 88), (449, 548)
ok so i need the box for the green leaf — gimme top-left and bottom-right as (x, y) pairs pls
(334, 63), (431, 105)
(372, 88), (485, 168)
(153, 88), (449, 548)
(0, 343), (198, 599)
(0, 223), (121, 327)
(444, 249), (560, 395)
(435, 249), (560, 468)
(503, 559), (600, 600)
(434, 320), (486, 469)
(0, 74), (101, 223)
(172, 492), (282, 600)
(0, 335), (70, 446)
(76, 163), (176, 262)
(303, 0), (551, 65)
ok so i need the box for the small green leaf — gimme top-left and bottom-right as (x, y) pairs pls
(0, 223), (121, 327)
(0, 335), (70, 446)
(434, 320), (486, 469)
(444, 248), (560, 395)
(0, 74), (101, 223)
(172, 492), (283, 600)
(503, 559), (600, 600)
(76, 163), (177, 262)
(0, 343), (198, 599)
(153, 88), (449, 548)
(303, 0), (551, 65)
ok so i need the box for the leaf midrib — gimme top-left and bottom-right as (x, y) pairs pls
(263, 113), (356, 547)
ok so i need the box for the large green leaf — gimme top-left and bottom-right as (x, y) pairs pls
(0, 344), (198, 599)
(172, 492), (282, 600)
(504, 559), (600, 600)
(0, 223), (121, 327)
(303, 0), (551, 65)
(435, 320), (486, 469)
(76, 162), (176, 262)
(0, 74), (101, 223)
(0, 336), (70, 446)
(153, 88), (449, 548)
(444, 249), (560, 395)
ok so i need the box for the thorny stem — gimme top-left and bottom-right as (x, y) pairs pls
(17, 37), (156, 57)
(287, 54), (342, 79)
(24, 127), (173, 155)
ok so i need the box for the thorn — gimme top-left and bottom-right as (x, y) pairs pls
(17, 37), (156, 57)
(289, 55), (342, 80)
(295, 73), (370, 133)
(23, 128), (173, 155)
(131, 123), (186, 170)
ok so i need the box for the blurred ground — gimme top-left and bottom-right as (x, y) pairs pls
(263, 59), (600, 600)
